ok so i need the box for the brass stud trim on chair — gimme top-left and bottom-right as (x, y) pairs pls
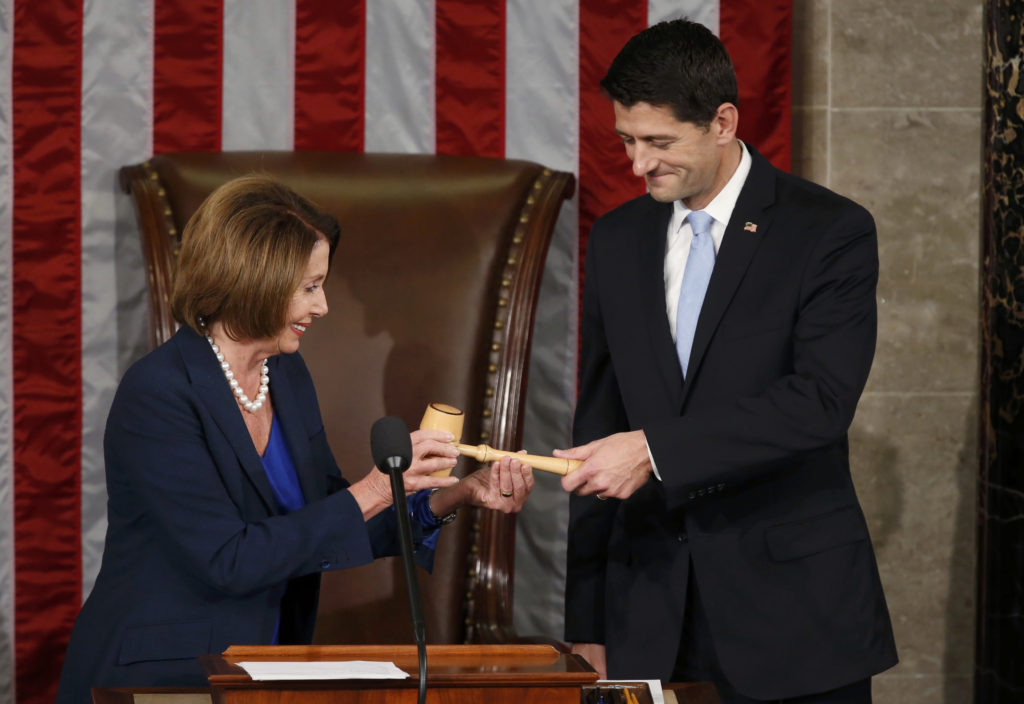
(141, 161), (179, 250)
(464, 167), (562, 643)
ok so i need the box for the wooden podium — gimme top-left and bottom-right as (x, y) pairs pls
(199, 644), (600, 704)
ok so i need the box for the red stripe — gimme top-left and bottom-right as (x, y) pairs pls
(153, 0), (223, 152)
(578, 0), (647, 317)
(435, 0), (505, 157)
(294, 0), (365, 152)
(11, 1), (83, 702)
(721, 0), (792, 171)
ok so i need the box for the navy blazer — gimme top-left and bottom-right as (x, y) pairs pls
(565, 147), (897, 699)
(57, 326), (429, 703)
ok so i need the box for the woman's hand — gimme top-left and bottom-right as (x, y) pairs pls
(401, 429), (461, 492)
(349, 429), (459, 520)
(429, 454), (534, 518)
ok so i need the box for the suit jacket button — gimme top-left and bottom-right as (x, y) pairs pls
(688, 491), (696, 500)
(678, 533), (688, 543)
(320, 560), (331, 570)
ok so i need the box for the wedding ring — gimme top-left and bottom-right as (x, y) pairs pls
(501, 491), (513, 497)
(596, 494), (607, 501)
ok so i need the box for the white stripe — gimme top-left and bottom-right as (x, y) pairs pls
(506, 0), (579, 642)
(649, 0), (719, 35)
(0, 0), (14, 697)
(222, 0), (295, 150)
(80, 0), (156, 598)
(365, 0), (435, 154)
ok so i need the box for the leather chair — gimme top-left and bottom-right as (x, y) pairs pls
(118, 151), (574, 646)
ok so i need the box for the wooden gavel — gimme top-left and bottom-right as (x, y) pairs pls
(420, 402), (581, 476)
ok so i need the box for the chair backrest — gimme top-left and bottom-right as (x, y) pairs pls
(119, 151), (574, 645)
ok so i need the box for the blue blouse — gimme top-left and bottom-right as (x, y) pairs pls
(261, 414), (305, 513)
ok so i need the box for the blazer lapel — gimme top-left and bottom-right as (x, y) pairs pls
(269, 357), (326, 503)
(636, 200), (685, 409)
(176, 327), (278, 514)
(682, 148), (778, 403)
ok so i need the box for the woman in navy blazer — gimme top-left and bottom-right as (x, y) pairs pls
(56, 176), (533, 703)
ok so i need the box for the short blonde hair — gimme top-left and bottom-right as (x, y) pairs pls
(171, 175), (339, 341)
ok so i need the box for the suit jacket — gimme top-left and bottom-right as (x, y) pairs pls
(565, 146), (897, 699)
(57, 326), (429, 703)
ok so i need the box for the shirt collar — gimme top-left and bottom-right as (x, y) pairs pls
(672, 140), (752, 231)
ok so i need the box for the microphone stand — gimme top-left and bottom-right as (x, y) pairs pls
(383, 461), (428, 704)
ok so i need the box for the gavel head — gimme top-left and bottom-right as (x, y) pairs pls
(420, 403), (464, 477)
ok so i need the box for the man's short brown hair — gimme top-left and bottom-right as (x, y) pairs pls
(171, 174), (339, 341)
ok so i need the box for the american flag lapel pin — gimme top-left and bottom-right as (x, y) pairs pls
(744, 221), (758, 233)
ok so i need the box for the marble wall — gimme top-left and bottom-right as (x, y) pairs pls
(791, 1), (982, 702)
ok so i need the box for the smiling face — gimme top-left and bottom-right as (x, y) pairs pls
(613, 100), (738, 210)
(274, 235), (330, 355)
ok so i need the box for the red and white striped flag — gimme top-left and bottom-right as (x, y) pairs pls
(0, 1), (790, 702)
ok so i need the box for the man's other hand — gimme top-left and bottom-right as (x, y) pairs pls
(554, 430), (652, 500)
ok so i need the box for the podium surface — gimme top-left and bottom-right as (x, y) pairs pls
(200, 644), (598, 703)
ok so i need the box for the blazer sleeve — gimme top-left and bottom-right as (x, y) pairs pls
(564, 227), (629, 645)
(645, 200), (879, 509)
(105, 357), (377, 598)
(287, 353), (439, 571)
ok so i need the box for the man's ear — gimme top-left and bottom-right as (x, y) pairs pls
(712, 102), (738, 144)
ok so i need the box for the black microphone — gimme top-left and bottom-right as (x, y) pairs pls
(370, 417), (427, 704)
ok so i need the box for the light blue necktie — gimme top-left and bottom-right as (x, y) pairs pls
(675, 210), (716, 378)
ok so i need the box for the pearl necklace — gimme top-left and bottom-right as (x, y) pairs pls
(206, 336), (269, 413)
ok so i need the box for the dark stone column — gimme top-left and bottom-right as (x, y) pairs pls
(979, 2), (1024, 701)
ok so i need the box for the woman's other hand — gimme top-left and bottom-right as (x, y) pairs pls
(429, 454), (534, 518)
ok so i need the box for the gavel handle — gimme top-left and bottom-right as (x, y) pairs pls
(454, 443), (581, 475)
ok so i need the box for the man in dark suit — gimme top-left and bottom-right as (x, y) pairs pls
(554, 19), (897, 703)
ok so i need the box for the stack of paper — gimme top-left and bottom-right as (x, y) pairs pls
(236, 661), (410, 681)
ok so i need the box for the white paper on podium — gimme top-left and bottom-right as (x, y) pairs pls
(237, 660), (410, 680)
